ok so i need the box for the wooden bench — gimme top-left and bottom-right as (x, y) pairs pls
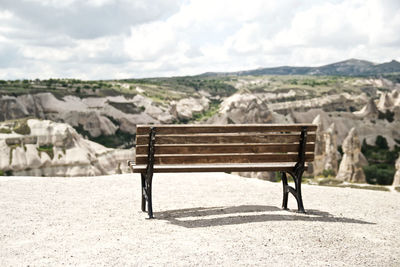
(128, 124), (317, 218)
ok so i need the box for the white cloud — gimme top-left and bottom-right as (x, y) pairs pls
(124, 21), (178, 61)
(0, 0), (399, 79)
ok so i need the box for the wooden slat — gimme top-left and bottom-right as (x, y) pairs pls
(136, 124), (317, 135)
(135, 143), (315, 155)
(135, 153), (314, 165)
(136, 133), (316, 145)
(130, 163), (310, 173)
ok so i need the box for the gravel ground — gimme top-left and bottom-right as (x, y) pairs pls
(1, 173), (399, 266)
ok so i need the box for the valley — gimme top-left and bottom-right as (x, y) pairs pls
(1, 59), (400, 186)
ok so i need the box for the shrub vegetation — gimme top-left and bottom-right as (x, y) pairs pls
(362, 136), (399, 185)
(37, 145), (54, 160)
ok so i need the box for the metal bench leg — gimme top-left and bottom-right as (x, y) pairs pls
(141, 173), (146, 212)
(146, 174), (154, 219)
(281, 125), (307, 213)
(143, 127), (156, 219)
(293, 171), (305, 213)
(281, 172), (289, 210)
(285, 171), (306, 213)
(141, 172), (154, 218)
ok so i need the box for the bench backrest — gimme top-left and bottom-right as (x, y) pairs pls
(135, 124), (316, 166)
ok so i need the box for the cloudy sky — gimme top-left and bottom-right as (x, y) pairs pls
(0, 0), (399, 80)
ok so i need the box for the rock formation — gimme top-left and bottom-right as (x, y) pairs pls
(207, 93), (273, 124)
(311, 115), (339, 176)
(322, 123), (339, 173)
(312, 115), (324, 170)
(0, 119), (133, 176)
(1, 76), (400, 179)
(60, 110), (118, 137)
(171, 96), (210, 121)
(394, 106), (400, 122)
(393, 156), (400, 187)
(0, 93), (174, 138)
(268, 93), (366, 114)
(0, 96), (29, 121)
(353, 98), (379, 119)
(336, 128), (367, 183)
(391, 90), (400, 116)
(377, 92), (394, 111)
(391, 89), (399, 103)
(2, 84), (400, 152)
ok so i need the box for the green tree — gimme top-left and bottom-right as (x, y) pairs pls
(375, 135), (389, 150)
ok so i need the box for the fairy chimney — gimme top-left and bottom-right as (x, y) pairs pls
(336, 128), (366, 183)
(353, 98), (379, 119)
(311, 115), (339, 176)
(322, 123), (339, 174)
(377, 93), (394, 111)
(393, 156), (400, 187)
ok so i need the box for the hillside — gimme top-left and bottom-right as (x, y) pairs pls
(1, 73), (399, 147)
(199, 59), (400, 77)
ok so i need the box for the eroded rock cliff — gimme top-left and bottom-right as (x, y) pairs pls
(171, 96), (210, 121)
(0, 119), (133, 176)
(207, 93), (282, 124)
(336, 128), (367, 183)
(0, 93), (174, 138)
(393, 157), (400, 187)
(353, 98), (379, 119)
(311, 115), (339, 176)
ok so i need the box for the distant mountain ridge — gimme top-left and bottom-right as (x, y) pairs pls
(199, 59), (400, 77)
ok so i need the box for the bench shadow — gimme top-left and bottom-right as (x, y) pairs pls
(154, 205), (374, 228)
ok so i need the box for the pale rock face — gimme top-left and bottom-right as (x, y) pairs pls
(0, 96), (29, 121)
(60, 111), (117, 137)
(391, 89), (399, 101)
(377, 93), (394, 111)
(311, 116), (339, 176)
(25, 144), (42, 168)
(353, 98), (379, 119)
(28, 119), (76, 147)
(292, 106), (400, 150)
(391, 89), (400, 108)
(34, 93), (86, 113)
(1, 93), (175, 139)
(96, 149), (134, 174)
(323, 123), (339, 172)
(336, 128), (367, 183)
(10, 146), (28, 170)
(131, 94), (174, 123)
(0, 140), (10, 168)
(173, 97), (210, 121)
(0, 119), (134, 176)
(313, 115), (324, 156)
(395, 97), (400, 107)
(208, 93), (272, 124)
(15, 94), (45, 118)
(393, 157), (400, 186)
(101, 103), (158, 133)
(268, 93), (366, 114)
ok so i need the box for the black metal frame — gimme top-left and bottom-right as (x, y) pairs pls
(281, 126), (308, 213)
(141, 127), (156, 219)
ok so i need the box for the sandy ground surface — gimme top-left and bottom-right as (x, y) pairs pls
(1, 173), (400, 266)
